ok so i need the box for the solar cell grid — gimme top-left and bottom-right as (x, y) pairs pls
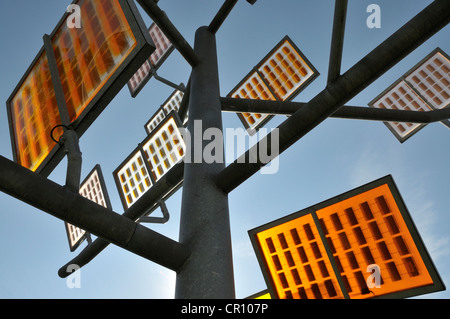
(146, 108), (166, 134)
(405, 51), (450, 110)
(142, 115), (185, 182)
(369, 48), (450, 142)
(371, 81), (432, 139)
(149, 23), (172, 66)
(230, 72), (276, 134)
(116, 150), (153, 208)
(8, 53), (63, 171)
(249, 177), (443, 299)
(114, 112), (185, 209)
(258, 40), (315, 101)
(66, 166), (111, 251)
(227, 36), (318, 135)
(256, 214), (345, 299)
(127, 23), (174, 97)
(316, 184), (434, 299)
(145, 90), (185, 134)
(52, 0), (136, 122)
(162, 90), (184, 115)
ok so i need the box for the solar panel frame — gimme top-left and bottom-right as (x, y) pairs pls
(6, 0), (155, 176)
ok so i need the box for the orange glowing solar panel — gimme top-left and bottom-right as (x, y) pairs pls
(228, 36), (318, 135)
(249, 176), (445, 299)
(7, 53), (64, 172)
(7, 0), (155, 174)
(229, 71), (277, 135)
(65, 165), (112, 251)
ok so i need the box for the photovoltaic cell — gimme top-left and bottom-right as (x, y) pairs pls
(115, 150), (153, 208)
(7, 0), (153, 173)
(249, 176), (444, 299)
(255, 213), (345, 299)
(8, 53), (63, 172)
(370, 80), (432, 140)
(145, 89), (185, 134)
(227, 36), (318, 135)
(141, 115), (186, 182)
(114, 112), (185, 209)
(146, 108), (166, 135)
(51, 0), (136, 122)
(405, 50), (450, 111)
(128, 22), (174, 97)
(257, 40), (316, 101)
(228, 72), (276, 135)
(315, 184), (434, 299)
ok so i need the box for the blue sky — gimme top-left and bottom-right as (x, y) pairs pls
(0, 0), (449, 299)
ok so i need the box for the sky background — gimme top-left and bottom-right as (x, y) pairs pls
(0, 0), (449, 299)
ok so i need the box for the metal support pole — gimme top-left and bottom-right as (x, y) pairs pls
(327, 0), (348, 84)
(215, 0), (450, 194)
(175, 27), (234, 299)
(0, 155), (190, 272)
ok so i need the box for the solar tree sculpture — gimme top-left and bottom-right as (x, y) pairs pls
(0, 0), (449, 299)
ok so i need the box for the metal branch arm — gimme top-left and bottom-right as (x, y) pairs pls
(215, 0), (450, 194)
(136, 0), (200, 67)
(0, 155), (189, 273)
(220, 97), (450, 124)
(208, 0), (238, 34)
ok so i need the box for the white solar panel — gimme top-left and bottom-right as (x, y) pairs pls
(127, 23), (174, 97)
(141, 115), (186, 182)
(115, 112), (185, 210)
(66, 165), (111, 251)
(227, 36), (318, 135)
(162, 90), (184, 115)
(116, 151), (153, 208)
(146, 108), (167, 134)
(145, 90), (185, 134)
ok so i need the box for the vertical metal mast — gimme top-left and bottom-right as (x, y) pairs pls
(175, 26), (234, 299)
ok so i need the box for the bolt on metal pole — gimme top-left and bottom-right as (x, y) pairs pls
(175, 26), (234, 299)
